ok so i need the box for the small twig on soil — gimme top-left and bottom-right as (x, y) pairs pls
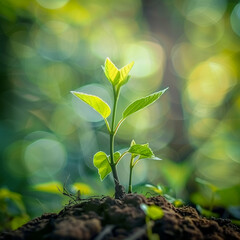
(94, 225), (114, 240)
(123, 226), (147, 240)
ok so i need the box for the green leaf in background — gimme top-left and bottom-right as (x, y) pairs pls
(140, 203), (164, 220)
(196, 205), (219, 218)
(145, 184), (163, 195)
(0, 188), (30, 231)
(119, 61), (134, 86)
(0, 188), (26, 213)
(93, 151), (112, 180)
(195, 177), (218, 192)
(122, 88), (168, 119)
(71, 91), (111, 119)
(128, 143), (155, 159)
(160, 159), (192, 195)
(32, 181), (63, 194)
(10, 214), (30, 230)
(164, 194), (184, 207)
(71, 182), (93, 195)
(104, 57), (120, 85)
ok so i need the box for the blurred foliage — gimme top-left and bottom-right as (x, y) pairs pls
(0, 188), (30, 231)
(145, 183), (184, 207)
(0, 0), (240, 231)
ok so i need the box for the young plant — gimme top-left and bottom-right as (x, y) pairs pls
(140, 203), (164, 240)
(71, 58), (168, 198)
(127, 140), (161, 193)
(145, 183), (184, 207)
(195, 177), (218, 212)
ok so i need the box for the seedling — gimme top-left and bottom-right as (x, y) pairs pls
(71, 58), (168, 198)
(127, 140), (161, 193)
(140, 203), (164, 240)
(145, 184), (184, 207)
(195, 177), (218, 212)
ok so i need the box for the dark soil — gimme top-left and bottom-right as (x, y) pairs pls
(1, 194), (240, 240)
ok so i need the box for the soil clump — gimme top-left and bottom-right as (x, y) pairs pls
(1, 194), (240, 240)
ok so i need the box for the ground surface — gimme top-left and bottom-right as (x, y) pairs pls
(1, 194), (240, 240)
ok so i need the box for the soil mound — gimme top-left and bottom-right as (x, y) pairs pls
(1, 194), (240, 240)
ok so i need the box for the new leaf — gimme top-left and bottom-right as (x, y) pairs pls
(104, 58), (120, 85)
(93, 151), (111, 181)
(128, 144), (156, 160)
(122, 88), (168, 119)
(119, 61), (134, 86)
(71, 91), (111, 119)
(104, 58), (134, 87)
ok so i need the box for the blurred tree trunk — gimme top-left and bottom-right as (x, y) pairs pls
(141, 0), (195, 162)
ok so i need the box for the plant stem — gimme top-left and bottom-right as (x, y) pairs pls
(114, 118), (124, 135)
(109, 87), (124, 198)
(110, 133), (119, 184)
(146, 216), (153, 240)
(209, 191), (215, 212)
(128, 155), (134, 193)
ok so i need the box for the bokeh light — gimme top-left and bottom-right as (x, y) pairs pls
(230, 3), (240, 37)
(181, 0), (227, 26)
(36, 0), (70, 10)
(185, 59), (235, 115)
(24, 137), (66, 177)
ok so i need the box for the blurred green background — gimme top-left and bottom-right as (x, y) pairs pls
(0, 0), (240, 230)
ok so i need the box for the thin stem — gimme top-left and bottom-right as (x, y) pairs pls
(110, 134), (119, 185)
(128, 155), (134, 193)
(109, 87), (120, 188)
(209, 191), (215, 212)
(114, 118), (125, 135)
(146, 216), (153, 240)
(132, 157), (140, 167)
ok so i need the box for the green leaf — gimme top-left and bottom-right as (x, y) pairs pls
(140, 204), (164, 220)
(93, 151), (112, 181)
(104, 58), (120, 85)
(32, 181), (63, 194)
(119, 61), (134, 86)
(196, 205), (219, 218)
(195, 177), (218, 192)
(71, 182), (93, 195)
(10, 214), (30, 230)
(130, 139), (136, 146)
(128, 143), (155, 159)
(145, 184), (163, 195)
(122, 88), (168, 119)
(103, 58), (134, 87)
(164, 194), (184, 207)
(71, 91), (111, 119)
(113, 151), (121, 164)
(0, 188), (26, 213)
